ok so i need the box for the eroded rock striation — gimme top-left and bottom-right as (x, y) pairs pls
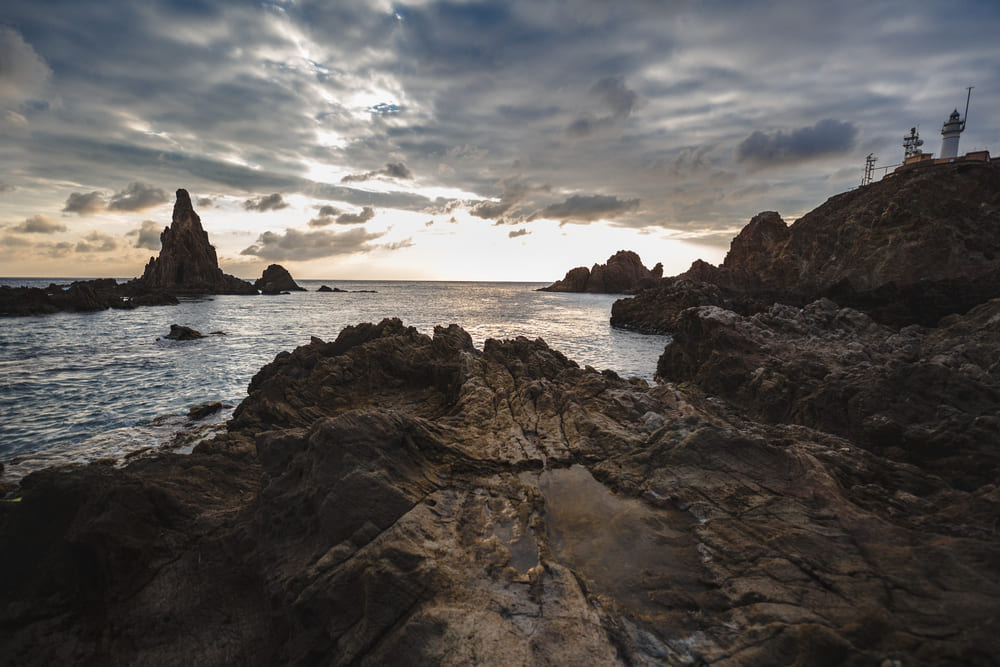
(540, 250), (663, 293)
(2, 318), (997, 665)
(133, 189), (256, 295)
(255, 264), (305, 294)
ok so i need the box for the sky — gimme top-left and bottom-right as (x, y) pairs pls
(1, 0), (998, 281)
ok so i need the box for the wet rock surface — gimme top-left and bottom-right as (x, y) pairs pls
(2, 318), (997, 665)
(540, 249), (663, 293)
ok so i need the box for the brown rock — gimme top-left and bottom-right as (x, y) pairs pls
(133, 189), (256, 295)
(254, 264), (305, 294)
(2, 319), (997, 665)
(540, 250), (662, 293)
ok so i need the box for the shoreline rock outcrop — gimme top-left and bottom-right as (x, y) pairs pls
(254, 264), (305, 294)
(2, 317), (997, 665)
(540, 250), (663, 293)
(612, 162), (1000, 331)
(132, 189), (257, 295)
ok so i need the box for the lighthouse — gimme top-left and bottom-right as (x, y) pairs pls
(940, 109), (964, 158)
(939, 87), (972, 159)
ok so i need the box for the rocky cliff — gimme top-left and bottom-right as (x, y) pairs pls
(2, 317), (997, 665)
(614, 162), (1000, 331)
(133, 189), (256, 295)
(540, 250), (663, 293)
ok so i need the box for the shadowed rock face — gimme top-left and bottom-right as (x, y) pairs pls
(2, 318), (997, 665)
(135, 189), (256, 295)
(614, 162), (1000, 330)
(540, 250), (663, 293)
(255, 264), (305, 294)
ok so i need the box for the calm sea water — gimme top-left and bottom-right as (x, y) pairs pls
(1, 279), (669, 481)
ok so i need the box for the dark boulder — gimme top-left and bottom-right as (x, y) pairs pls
(254, 264), (305, 294)
(163, 324), (206, 341)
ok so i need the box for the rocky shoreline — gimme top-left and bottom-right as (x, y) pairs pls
(2, 315), (997, 664)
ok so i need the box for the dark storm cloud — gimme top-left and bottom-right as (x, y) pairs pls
(240, 227), (386, 261)
(12, 214), (66, 233)
(508, 228), (529, 239)
(107, 182), (169, 212)
(736, 119), (859, 166)
(529, 194), (640, 224)
(469, 178), (549, 224)
(341, 162), (413, 183)
(243, 193), (289, 212)
(196, 197), (214, 208)
(126, 220), (163, 250)
(62, 191), (107, 215)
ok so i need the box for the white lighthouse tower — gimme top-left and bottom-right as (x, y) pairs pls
(939, 87), (973, 159)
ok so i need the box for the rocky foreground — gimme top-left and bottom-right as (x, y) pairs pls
(2, 314), (998, 665)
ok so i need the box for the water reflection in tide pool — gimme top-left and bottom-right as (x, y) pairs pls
(539, 465), (709, 625)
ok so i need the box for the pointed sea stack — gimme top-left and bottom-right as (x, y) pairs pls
(134, 189), (257, 295)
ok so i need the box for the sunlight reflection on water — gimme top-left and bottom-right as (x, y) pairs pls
(1, 280), (670, 476)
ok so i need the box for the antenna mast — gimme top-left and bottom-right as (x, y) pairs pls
(862, 153), (877, 186)
(903, 127), (923, 159)
(962, 86), (973, 130)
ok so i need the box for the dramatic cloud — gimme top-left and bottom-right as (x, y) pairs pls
(243, 193), (289, 212)
(334, 206), (376, 225)
(0, 184), (15, 193)
(75, 231), (120, 253)
(126, 220), (162, 250)
(529, 195), (640, 224)
(736, 119), (859, 166)
(508, 228), (530, 238)
(470, 178), (549, 224)
(307, 204), (345, 227)
(107, 182), (168, 212)
(567, 76), (639, 138)
(240, 227), (386, 261)
(12, 214), (66, 234)
(62, 191), (107, 216)
(0, 26), (50, 104)
(341, 162), (414, 183)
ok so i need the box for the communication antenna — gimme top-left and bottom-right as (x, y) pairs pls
(903, 127), (923, 159)
(862, 153), (877, 186)
(962, 86), (973, 130)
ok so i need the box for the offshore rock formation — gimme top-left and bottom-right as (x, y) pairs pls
(133, 189), (256, 295)
(614, 162), (1000, 330)
(2, 319), (998, 664)
(1, 279), (178, 317)
(255, 264), (305, 294)
(540, 250), (663, 293)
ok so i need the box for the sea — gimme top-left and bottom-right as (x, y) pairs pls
(1, 279), (670, 483)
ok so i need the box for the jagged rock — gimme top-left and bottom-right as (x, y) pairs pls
(187, 402), (229, 420)
(613, 162), (1000, 330)
(2, 319), (997, 665)
(540, 250), (662, 293)
(163, 324), (205, 341)
(609, 277), (728, 334)
(0, 280), (178, 317)
(133, 189), (256, 295)
(657, 298), (1000, 490)
(317, 285), (347, 293)
(255, 264), (305, 294)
